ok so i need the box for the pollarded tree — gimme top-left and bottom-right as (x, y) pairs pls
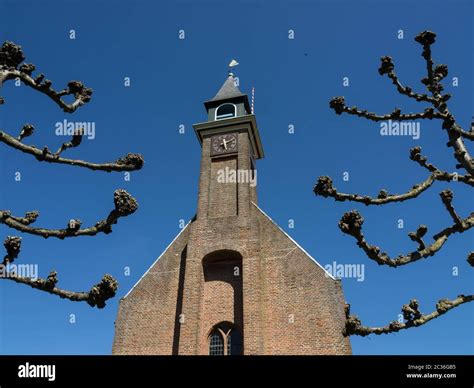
(314, 31), (473, 336)
(0, 42), (144, 308)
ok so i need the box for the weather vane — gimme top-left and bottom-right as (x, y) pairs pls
(228, 59), (239, 76)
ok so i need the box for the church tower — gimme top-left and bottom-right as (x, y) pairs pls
(112, 72), (352, 355)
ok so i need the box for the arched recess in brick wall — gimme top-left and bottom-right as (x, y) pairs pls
(201, 250), (243, 355)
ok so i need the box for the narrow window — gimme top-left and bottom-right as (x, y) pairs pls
(209, 330), (224, 355)
(227, 331), (232, 355)
(228, 330), (242, 355)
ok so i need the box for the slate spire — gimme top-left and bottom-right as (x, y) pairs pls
(210, 73), (244, 101)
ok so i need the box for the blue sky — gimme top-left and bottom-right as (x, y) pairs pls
(0, 0), (472, 355)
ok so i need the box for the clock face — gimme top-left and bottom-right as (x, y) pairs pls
(211, 133), (238, 155)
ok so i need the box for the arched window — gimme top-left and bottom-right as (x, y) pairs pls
(215, 103), (236, 120)
(209, 330), (224, 355)
(208, 323), (242, 355)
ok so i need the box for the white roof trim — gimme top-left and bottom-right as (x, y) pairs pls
(252, 202), (336, 280)
(122, 221), (192, 299)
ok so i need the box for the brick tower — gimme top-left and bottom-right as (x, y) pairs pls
(112, 72), (352, 355)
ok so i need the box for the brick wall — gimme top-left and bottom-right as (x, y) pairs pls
(208, 156), (237, 218)
(255, 205), (351, 354)
(112, 225), (190, 355)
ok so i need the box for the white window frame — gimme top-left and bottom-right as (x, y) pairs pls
(215, 103), (237, 120)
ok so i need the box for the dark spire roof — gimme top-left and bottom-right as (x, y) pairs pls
(210, 73), (244, 101)
(204, 73), (251, 114)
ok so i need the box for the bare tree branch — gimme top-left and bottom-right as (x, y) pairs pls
(329, 31), (474, 176)
(344, 295), (473, 336)
(443, 123), (474, 175)
(5, 272), (118, 308)
(0, 130), (144, 172)
(0, 40), (145, 308)
(8, 211), (39, 226)
(415, 31), (436, 92)
(413, 31), (474, 175)
(3, 236), (22, 264)
(314, 174), (436, 205)
(55, 131), (82, 156)
(0, 42), (92, 113)
(0, 42), (144, 173)
(1, 236), (118, 307)
(378, 55), (435, 103)
(322, 30), (474, 270)
(313, 148), (473, 206)
(439, 189), (463, 226)
(329, 96), (443, 122)
(319, 30), (473, 337)
(338, 206), (473, 267)
(409, 146), (474, 186)
(0, 190), (138, 239)
(451, 123), (474, 141)
(467, 252), (474, 267)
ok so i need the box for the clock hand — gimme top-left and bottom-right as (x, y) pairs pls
(222, 139), (228, 150)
